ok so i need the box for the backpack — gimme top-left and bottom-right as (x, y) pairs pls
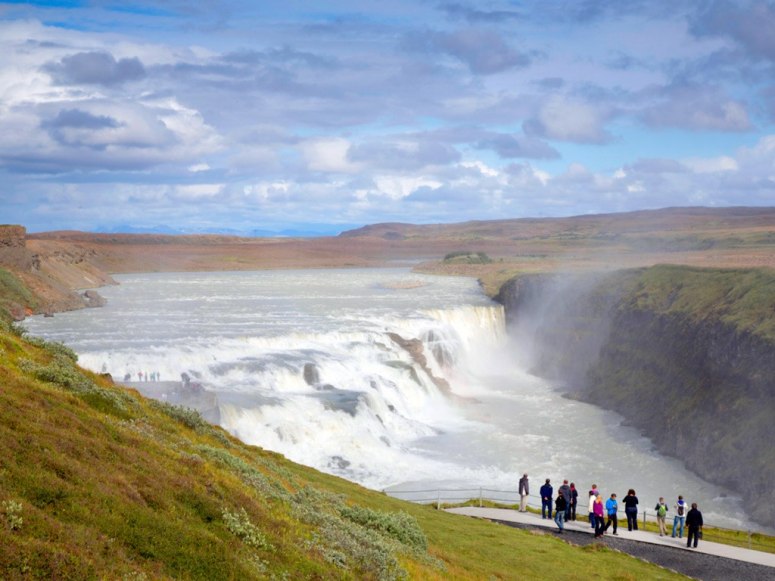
(658, 504), (667, 517)
(677, 503), (685, 516)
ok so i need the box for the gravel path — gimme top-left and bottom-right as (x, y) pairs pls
(492, 518), (774, 581)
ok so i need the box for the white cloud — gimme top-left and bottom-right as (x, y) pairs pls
(373, 175), (442, 200)
(525, 96), (612, 143)
(300, 137), (360, 173)
(683, 155), (739, 173)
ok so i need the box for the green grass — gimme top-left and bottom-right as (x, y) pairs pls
(0, 268), (36, 323)
(0, 319), (691, 579)
(623, 264), (775, 340)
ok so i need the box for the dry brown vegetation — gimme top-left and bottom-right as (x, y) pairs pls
(6, 206), (773, 312)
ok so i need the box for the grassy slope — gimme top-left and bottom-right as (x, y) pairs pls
(0, 268), (37, 319)
(623, 264), (775, 341)
(0, 321), (686, 580)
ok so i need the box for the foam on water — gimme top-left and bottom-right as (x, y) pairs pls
(23, 268), (764, 532)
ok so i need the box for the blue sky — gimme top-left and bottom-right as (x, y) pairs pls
(1, 1), (774, 235)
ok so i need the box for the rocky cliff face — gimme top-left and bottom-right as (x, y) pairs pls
(496, 266), (775, 529)
(0, 225), (34, 271)
(0, 225), (115, 319)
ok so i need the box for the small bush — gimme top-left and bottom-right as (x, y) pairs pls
(17, 356), (135, 418)
(442, 251), (493, 264)
(197, 446), (291, 502)
(222, 507), (272, 551)
(340, 506), (427, 553)
(2, 500), (23, 531)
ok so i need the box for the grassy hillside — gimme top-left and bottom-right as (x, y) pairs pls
(0, 319), (686, 580)
(623, 264), (775, 341)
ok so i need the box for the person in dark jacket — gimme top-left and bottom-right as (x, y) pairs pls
(554, 492), (567, 533)
(558, 480), (572, 520)
(518, 474), (529, 512)
(686, 503), (703, 548)
(623, 489), (639, 531)
(540, 479), (553, 519)
(569, 482), (578, 520)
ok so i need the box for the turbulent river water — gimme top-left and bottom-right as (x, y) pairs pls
(24, 268), (755, 531)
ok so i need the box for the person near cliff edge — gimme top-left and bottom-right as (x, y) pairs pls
(540, 479), (553, 519)
(554, 491), (567, 534)
(685, 503), (703, 548)
(588, 490), (597, 529)
(655, 497), (669, 536)
(559, 480), (572, 520)
(569, 482), (578, 520)
(605, 493), (619, 535)
(519, 474), (529, 512)
(593, 494), (606, 538)
(672, 495), (688, 538)
(623, 489), (639, 531)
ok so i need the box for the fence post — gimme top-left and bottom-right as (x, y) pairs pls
(748, 530), (752, 550)
(643, 510), (647, 529)
(479, 487), (483, 507)
(437, 490), (441, 511)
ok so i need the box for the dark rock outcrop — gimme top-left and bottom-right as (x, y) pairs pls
(82, 290), (107, 308)
(386, 332), (451, 394)
(497, 266), (775, 528)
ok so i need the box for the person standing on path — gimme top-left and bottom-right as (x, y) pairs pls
(623, 489), (639, 531)
(588, 491), (597, 529)
(559, 480), (572, 520)
(686, 503), (703, 548)
(554, 492), (567, 534)
(540, 479), (553, 519)
(569, 482), (578, 520)
(655, 497), (669, 536)
(593, 494), (606, 538)
(518, 474), (529, 512)
(605, 493), (619, 535)
(672, 495), (688, 538)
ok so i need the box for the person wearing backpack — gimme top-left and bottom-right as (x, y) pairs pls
(672, 495), (687, 538)
(654, 497), (668, 536)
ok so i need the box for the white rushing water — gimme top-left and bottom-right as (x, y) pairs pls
(23, 268), (758, 531)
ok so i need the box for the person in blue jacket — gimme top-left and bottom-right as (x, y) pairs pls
(605, 493), (619, 535)
(540, 478), (553, 519)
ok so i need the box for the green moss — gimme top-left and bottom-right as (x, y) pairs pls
(623, 265), (775, 340)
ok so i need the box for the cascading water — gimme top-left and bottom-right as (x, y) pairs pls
(23, 267), (761, 531)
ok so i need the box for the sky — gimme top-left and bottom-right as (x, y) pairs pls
(1, 0), (774, 235)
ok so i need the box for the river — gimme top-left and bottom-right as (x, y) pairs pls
(23, 268), (755, 531)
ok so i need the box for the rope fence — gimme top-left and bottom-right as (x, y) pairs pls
(384, 487), (773, 553)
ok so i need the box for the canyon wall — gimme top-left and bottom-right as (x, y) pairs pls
(496, 265), (775, 528)
(0, 225), (114, 320)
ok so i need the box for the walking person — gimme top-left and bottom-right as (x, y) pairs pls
(540, 479), (553, 519)
(554, 492), (567, 534)
(569, 482), (578, 520)
(654, 497), (669, 536)
(518, 473), (529, 512)
(559, 480), (572, 520)
(672, 495), (687, 538)
(623, 489), (639, 531)
(593, 494), (606, 537)
(605, 493), (618, 535)
(686, 503), (703, 548)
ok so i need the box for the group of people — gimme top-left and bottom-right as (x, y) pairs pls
(122, 370), (161, 382)
(518, 474), (705, 548)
